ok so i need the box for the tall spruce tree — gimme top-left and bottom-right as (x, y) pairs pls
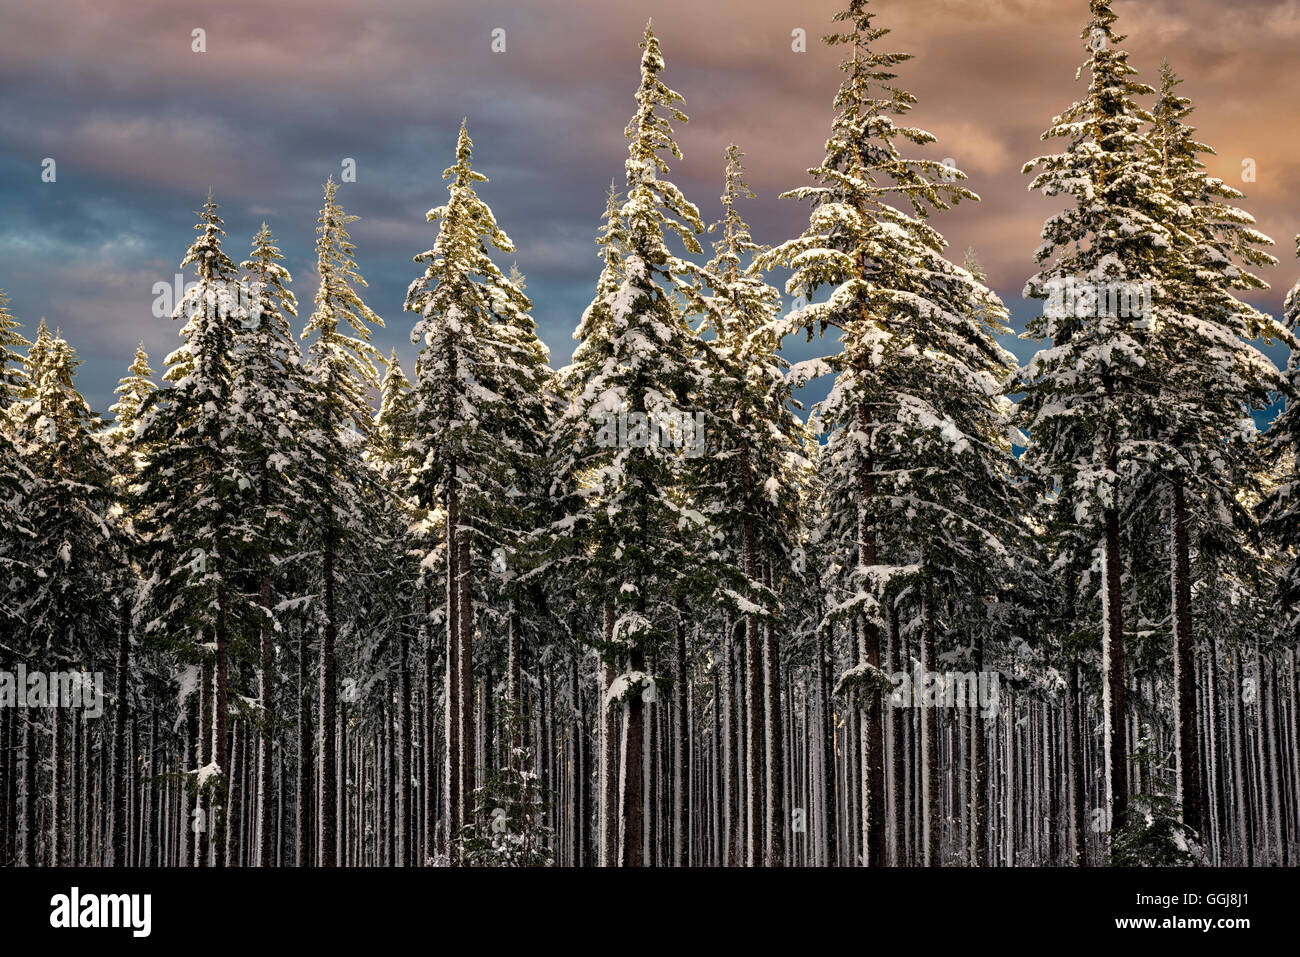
(134, 195), (249, 866)
(1019, 0), (1178, 835)
(1263, 239), (1300, 636)
(300, 177), (384, 867)
(1145, 61), (1287, 834)
(698, 144), (808, 866)
(0, 288), (29, 412)
(0, 289), (32, 663)
(549, 22), (711, 867)
(404, 121), (551, 857)
(104, 343), (154, 478)
(235, 223), (308, 866)
(548, 181), (627, 868)
(754, 0), (1006, 866)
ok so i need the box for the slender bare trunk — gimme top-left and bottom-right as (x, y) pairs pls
(1171, 482), (1202, 833)
(763, 564), (785, 866)
(599, 603), (618, 866)
(318, 535), (337, 867)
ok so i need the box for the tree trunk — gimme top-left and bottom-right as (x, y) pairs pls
(619, 645), (646, 867)
(444, 476), (461, 856)
(112, 609), (129, 866)
(51, 706), (63, 866)
(858, 447), (886, 867)
(398, 625), (411, 866)
(1068, 659), (1086, 866)
(723, 620), (741, 866)
(257, 467), (276, 867)
(763, 563), (785, 866)
(599, 603), (618, 866)
(1171, 482), (1202, 833)
(921, 585), (940, 866)
(197, 657), (212, 867)
(743, 518), (764, 866)
(296, 627), (312, 867)
(1102, 451), (1127, 834)
(224, 719), (243, 866)
(214, 589), (230, 867)
(457, 536), (475, 837)
(318, 534), (337, 867)
(674, 607), (688, 867)
(818, 619), (838, 867)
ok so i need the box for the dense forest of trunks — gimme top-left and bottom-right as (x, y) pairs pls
(1, 1), (1297, 867)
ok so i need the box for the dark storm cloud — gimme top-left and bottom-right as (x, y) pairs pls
(0, 0), (1296, 411)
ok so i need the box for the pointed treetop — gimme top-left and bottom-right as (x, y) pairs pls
(377, 348), (412, 426)
(424, 120), (514, 264)
(307, 177), (383, 343)
(0, 286), (30, 406)
(1074, 0), (1149, 107)
(1086, 0), (1122, 42)
(1153, 59), (1194, 134)
(23, 318), (54, 394)
(109, 342), (155, 428)
(824, 0), (914, 115)
(620, 25), (704, 255)
(445, 118), (488, 187)
(31, 329), (80, 396)
(710, 144), (762, 283)
(626, 22), (688, 180)
(181, 193), (236, 281)
(1286, 234), (1300, 330)
(241, 221), (298, 336)
(128, 341), (153, 377)
(962, 246), (989, 282)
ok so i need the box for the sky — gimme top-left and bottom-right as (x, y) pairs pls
(1, 0), (1298, 415)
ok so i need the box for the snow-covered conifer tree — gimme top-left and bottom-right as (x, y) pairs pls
(1018, 0), (1178, 834)
(133, 194), (249, 866)
(233, 223), (308, 865)
(1263, 239), (1300, 636)
(0, 288), (29, 413)
(698, 144), (808, 866)
(548, 22), (711, 867)
(754, 0), (1006, 866)
(14, 330), (124, 863)
(404, 121), (551, 856)
(1144, 61), (1288, 833)
(299, 177), (384, 866)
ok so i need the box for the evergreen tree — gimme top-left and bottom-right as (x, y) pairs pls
(104, 343), (154, 477)
(1263, 238), (1300, 636)
(0, 293), (35, 660)
(13, 331), (118, 667)
(404, 120), (551, 858)
(133, 194), (247, 866)
(13, 330), (124, 864)
(235, 223), (308, 866)
(1145, 60), (1288, 833)
(458, 702), (554, 867)
(547, 181), (626, 868)
(549, 22), (712, 867)
(754, 0), (1006, 866)
(1018, 0), (1178, 835)
(698, 144), (808, 866)
(299, 177), (384, 867)
(0, 288), (29, 412)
